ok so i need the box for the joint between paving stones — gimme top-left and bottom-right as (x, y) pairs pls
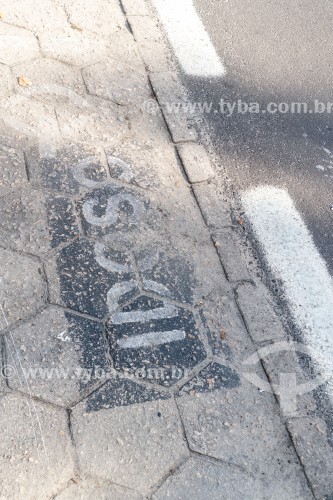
(1, 302), (49, 337)
(66, 408), (82, 479)
(189, 449), (252, 476)
(232, 284), (318, 496)
(0, 1), (326, 495)
(284, 424), (317, 498)
(149, 454), (191, 498)
(172, 357), (214, 393)
(124, 26), (316, 489)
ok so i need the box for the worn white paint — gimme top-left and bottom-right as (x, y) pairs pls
(107, 156), (134, 183)
(152, 0), (225, 76)
(82, 193), (144, 227)
(242, 186), (333, 389)
(107, 280), (137, 313)
(73, 157), (105, 188)
(111, 303), (178, 324)
(94, 241), (131, 273)
(142, 279), (171, 297)
(117, 329), (185, 349)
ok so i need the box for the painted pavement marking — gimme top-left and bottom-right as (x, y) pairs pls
(117, 329), (186, 349)
(152, 0), (225, 77)
(111, 303), (178, 324)
(242, 185), (333, 399)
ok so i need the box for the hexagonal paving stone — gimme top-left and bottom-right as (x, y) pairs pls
(0, 144), (27, 196)
(176, 377), (313, 494)
(0, 188), (79, 256)
(136, 248), (195, 305)
(39, 28), (114, 67)
(56, 478), (142, 499)
(26, 144), (108, 194)
(153, 456), (312, 499)
(3, 0), (68, 32)
(65, 0), (125, 36)
(82, 58), (150, 107)
(0, 64), (13, 98)
(71, 391), (188, 493)
(55, 97), (128, 146)
(0, 248), (45, 330)
(0, 392), (74, 497)
(83, 375), (171, 412)
(46, 238), (140, 319)
(0, 95), (60, 153)
(14, 58), (86, 105)
(107, 295), (206, 387)
(78, 183), (156, 243)
(0, 23), (39, 65)
(105, 128), (185, 190)
(106, 154), (161, 190)
(177, 362), (241, 396)
(5, 306), (110, 406)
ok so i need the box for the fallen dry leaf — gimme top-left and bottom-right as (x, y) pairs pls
(18, 76), (32, 87)
(70, 23), (83, 32)
(220, 329), (227, 340)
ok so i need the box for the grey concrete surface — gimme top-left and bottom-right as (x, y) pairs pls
(0, 0), (329, 497)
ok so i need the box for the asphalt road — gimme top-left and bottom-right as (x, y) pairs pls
(187, 0), (333, 275)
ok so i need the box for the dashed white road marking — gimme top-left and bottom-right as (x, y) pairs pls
(152, 0), (225, 77)
(242, 186), (333, 392)
(117, 329), (186, 349)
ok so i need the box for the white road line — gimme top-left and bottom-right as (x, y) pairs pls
(117, 330), (186, 349)
(152, 0), (225, 77)
(242, 186), (333, 390)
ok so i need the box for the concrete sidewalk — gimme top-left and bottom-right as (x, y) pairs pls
(0, 0), (331, 498)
